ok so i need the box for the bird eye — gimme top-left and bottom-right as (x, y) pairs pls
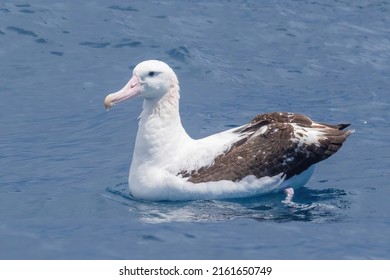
(148, 71), (155, 77)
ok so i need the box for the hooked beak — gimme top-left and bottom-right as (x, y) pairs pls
(104, 74), (141, 110)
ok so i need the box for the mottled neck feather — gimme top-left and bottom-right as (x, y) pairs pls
(140, 79), (181, 121)
(135, 79), (191, 159)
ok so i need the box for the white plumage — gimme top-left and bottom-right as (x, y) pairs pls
(104, 60), (352, 201)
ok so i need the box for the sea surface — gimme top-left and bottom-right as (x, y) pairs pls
(1, 0), (389, 259)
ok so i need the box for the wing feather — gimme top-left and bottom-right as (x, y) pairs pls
(180, 112), (353, 183)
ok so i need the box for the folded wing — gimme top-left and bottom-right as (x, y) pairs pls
(180, 112), (353, 183)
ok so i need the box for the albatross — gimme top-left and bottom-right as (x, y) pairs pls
(104, 60), (353, 201)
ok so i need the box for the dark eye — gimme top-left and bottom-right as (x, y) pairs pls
(148, 71), (155, 77)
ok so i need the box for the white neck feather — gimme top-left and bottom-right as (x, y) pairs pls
(132, 82), (192, 168)
(139, 80), (181, 122)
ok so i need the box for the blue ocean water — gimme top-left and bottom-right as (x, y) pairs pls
(0, 0), (389, 259)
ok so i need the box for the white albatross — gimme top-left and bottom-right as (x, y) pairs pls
(104, 60), (353, 201)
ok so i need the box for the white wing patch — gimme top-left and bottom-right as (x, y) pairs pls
(291, 122), (327, 147)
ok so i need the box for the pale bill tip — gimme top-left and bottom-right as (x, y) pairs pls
(104, 95), (113, 111)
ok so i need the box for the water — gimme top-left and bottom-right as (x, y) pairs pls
(1, 0), (389, 259)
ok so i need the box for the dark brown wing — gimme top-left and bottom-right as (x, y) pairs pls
(180, 112), (353, 183)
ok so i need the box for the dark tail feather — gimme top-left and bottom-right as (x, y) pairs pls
(337, 123), (351, 130)
(319, 122), (351, 130)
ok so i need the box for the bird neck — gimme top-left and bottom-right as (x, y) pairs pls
(133, 88), (191, 163)
(140, 84), (181, 122)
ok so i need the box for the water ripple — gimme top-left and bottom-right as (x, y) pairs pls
(6, 26), (38, 37)
(167, 46), (191, 62)
(112, 39), (142, 48)
(79, 41), (111, 48)
(108, 5), (138, 12)
(105, 183), (350, 224)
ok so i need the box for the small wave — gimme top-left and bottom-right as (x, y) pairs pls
(79, 41), (111, 48)
(108, 5), (138, 12)
(6, 26), (38, 37)
(167, 46), (191, 62)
